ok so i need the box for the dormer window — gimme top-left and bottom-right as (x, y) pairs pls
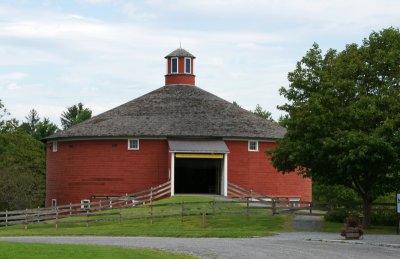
(185, 58), (191, 74)
(171, 57), (178, 73)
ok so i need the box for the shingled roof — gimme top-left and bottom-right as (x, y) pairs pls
(46, 85), (286, 141)
(165, 48), (195, 58)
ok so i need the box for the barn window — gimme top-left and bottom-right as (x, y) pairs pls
(81, 199), (91, 210)
(171, 57), (178, 73)
(128, 139), (139, 150)
(51, 199), (57, 208)
(185, 57), (191, 74)
(52, 141), (58, 152)
(248, 140), (258, 152)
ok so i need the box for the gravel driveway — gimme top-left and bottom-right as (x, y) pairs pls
(1, 233), (399, 259)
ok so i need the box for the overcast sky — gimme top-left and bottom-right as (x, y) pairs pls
(1, 0), (399, 125)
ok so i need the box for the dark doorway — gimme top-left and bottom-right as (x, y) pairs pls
(175, 158), (222, 194)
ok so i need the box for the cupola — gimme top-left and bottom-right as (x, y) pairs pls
(165, 48), (196, 86)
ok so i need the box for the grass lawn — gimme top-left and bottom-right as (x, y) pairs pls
(0, 196), (287, 237)
(0, 242), (196, 259)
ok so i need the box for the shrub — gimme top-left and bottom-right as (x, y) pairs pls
(325, 208), (397, 226)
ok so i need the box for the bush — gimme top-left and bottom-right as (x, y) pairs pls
(325, 208), (397, 226)
(313, 183), (359, 204)
(325, 209), (360, 223)
(371, 208), (397, 226)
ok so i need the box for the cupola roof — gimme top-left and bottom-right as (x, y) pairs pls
(165, 48), (196, 58)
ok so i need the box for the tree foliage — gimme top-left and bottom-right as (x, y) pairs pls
(0, 103), (46, 210)
(232, 101), (274, 121)
(61, 102), (92, 129)
(253, 104), (274, 121)
(0, 102), (48, 210)
(0, 130), (46, 210)
(232, 101), (242, 108)
(20, 109), (59, 140)
(0, 99), (19, 133)
(268, 28), (400, 227)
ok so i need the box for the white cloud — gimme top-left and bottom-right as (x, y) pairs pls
(0, 0), (399, 123)
(0, 72), (28, 82)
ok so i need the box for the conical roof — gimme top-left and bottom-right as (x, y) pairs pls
(165, 48), (195, 58)
(46, 85), (285, 141)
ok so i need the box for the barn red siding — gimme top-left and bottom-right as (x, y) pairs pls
(46, 139), (169, 206)
(165, 74), (195, 85)
(225, 140), (312, 201)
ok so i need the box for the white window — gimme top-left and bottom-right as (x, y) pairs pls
(128, 139), (139, 150)
(52, 141), (58, 152)
(81, 199), (91, 210)
(248, 140), (258, 152)
(51, 199), (57, 208)
(171, 57), (178, 73)
(184, 57), (191, 74)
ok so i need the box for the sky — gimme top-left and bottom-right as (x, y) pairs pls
(0, 0), (399, 125)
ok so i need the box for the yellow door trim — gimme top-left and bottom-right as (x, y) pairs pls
(175, 153), (224, 159)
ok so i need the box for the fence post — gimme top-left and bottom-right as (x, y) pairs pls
(125, 193), (128, 207)
(55, 208), (58, 229)
(99, 200), (102, 212)
(110, 200), (113, 209)
(69, 203), (72, 216)
(5, 210), (8, 229)
(202, 210), (206, 227)
(309, 201), (313, 214)
(246, 197), (249, 218)
(119, 207), (122, 224)
(24, 208), (28, 230)
(86, 210), (89, 227)
(181, 201), (184, 223)
(37, 206), (40, 224)
(150, 204), (153, 225)
(150, 187), (153, 203)
(272, 199), (276, 215)
(212, 199), (215, 220)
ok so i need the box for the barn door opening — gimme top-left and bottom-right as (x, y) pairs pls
(174, 156), (222, 194)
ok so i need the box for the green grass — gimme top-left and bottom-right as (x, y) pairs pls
(320, 220), (398, 235)
(0, 196), (287, 237)
(0, 242), (196, 259)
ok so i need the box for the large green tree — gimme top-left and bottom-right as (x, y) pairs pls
(61, 102), (92, 129)
(0, 102), (46, 210)
(268, 28), (400, 227)
(0, 131), (46, 210)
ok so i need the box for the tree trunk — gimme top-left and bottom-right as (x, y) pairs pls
(362, 195), (373, 228)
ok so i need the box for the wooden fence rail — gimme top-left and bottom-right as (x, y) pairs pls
(1, 198), (396, 228)
(0, 180), (171, 228)
(0, 179), (397, 228)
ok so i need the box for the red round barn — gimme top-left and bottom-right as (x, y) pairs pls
(45, 48), (311, 207)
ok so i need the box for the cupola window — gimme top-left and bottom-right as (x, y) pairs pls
(171, 57), (178, 73)
(185, 58), (191, 74)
